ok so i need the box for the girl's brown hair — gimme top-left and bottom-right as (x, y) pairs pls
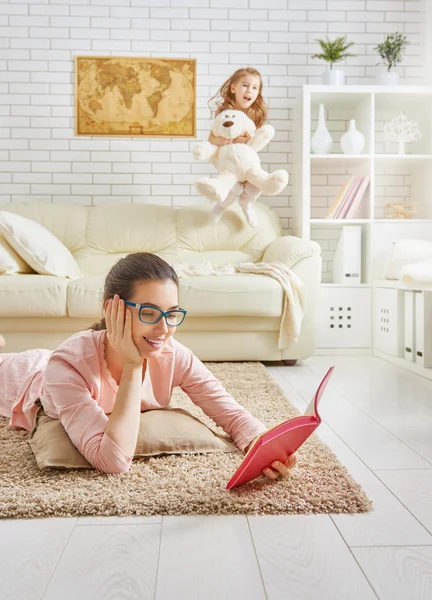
(90, 253), (179, 331)
(208, 67), (268, 129)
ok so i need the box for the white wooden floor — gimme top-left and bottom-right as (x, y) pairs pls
(1, 355), (432, 600)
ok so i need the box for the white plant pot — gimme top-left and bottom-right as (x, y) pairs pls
(322, 68), (345, 86)
(376, 71), (399, 86)
(340, 119), (365, 155)
(311, 103), (333, 155)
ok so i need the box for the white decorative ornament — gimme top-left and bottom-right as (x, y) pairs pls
(384, 111), (422, 155)
(340, 119), (365, 155)
(311, 103), (333, 154)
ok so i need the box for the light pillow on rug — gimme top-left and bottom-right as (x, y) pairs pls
(29, 408), (236, 470)
(0, 235), (34, 274)
(0, 211), (82, 279)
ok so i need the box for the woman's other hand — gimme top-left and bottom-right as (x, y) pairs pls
(244, 435), (298, 481)
(262, 454), (297, 480)
(106, 295), (143, 365)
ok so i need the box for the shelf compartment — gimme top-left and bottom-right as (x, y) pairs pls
(311, 222), (371, 285)
(374, 93), (432, 155)
(374, 156), (432, 220)
(310, 92), (372, 155)
(310, 157), (371, 220)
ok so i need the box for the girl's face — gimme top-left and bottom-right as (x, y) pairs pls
(127, 279), (180, 358)
(231, 74), (261, 110)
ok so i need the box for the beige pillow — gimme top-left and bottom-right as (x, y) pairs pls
(0, 211), (82, 279)
(29, 408), (236, 470)
(0, 235), (34, 274)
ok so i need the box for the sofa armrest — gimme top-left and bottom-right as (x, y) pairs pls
(263, 236), (321, 268)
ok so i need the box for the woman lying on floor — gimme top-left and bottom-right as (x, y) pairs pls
(0, 253), (296, 477)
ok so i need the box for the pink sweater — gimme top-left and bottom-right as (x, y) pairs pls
(0, 330), (267, 473)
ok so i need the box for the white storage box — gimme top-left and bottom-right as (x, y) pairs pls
(317, 286), (372, 348)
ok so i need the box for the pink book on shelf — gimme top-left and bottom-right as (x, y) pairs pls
(226, 366), (335, 490)
(326, 177), (355, 219)
(345, 176), (370, 219)
(337, 176), (364, 219)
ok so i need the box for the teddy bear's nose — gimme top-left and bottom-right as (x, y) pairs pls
(223, 121), (234, 128)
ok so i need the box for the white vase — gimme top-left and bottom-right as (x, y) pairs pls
(322, 68), (345, 85)
(311, 103), (333, 155)
(340, 119), (365, 155)
(376, 70), (399, 86)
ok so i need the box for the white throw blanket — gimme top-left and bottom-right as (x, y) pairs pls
(172, 261), (305, 349)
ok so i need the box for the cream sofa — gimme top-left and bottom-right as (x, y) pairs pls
(0, 201), (321, 362)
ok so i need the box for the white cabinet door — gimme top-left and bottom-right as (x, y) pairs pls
(317, 287), (372, 348)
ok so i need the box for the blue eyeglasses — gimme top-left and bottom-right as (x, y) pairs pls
(124, 302), (187, 327)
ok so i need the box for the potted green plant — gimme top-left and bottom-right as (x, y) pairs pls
(374, 32), (409, 85)
(311, 36), (356, 85)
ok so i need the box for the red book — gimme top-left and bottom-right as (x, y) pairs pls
(226, 366), (335, 490)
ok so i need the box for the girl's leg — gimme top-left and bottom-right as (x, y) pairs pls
(211, 182), (242, 223)
(0, 334), (5, 349)
(238, 182), (261, 227)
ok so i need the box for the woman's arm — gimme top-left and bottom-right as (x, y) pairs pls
(104, 295), (144, 457)
(43, 297), (144, 474)
(176, 348), (267, 451)
(43, 355), (134, 474)
(105, 362), (142, 457)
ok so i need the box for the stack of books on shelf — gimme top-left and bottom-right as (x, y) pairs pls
(326, 175), (370, 219)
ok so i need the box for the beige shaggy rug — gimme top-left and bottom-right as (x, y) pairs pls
(0, 362), (372, 519)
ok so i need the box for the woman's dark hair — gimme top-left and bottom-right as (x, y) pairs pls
(90, 252), (179, 331)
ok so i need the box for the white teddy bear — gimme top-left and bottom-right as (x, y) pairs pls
(193, 109), (289, 226)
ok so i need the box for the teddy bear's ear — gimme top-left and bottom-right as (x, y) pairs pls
(211, 111), (224, 135)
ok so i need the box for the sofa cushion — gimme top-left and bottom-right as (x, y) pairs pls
(0, 211), (83, 279)
(0, 275), (68, 317)
(72, 249), (175, 278)
(0, 235), (34, 275)
(176, 203), (281, 265)
(67, 273), (284, 319)
(179, 274), (283, 317)
(67, 276), (104, 318)
(0, 202), (88, 253)
(86, 203), (177, 254)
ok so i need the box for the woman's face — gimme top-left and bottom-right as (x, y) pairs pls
(127, 279), (180, 358)
(231, 74), (261, 110)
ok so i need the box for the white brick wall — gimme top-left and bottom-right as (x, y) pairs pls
(1, 0), (427, 232)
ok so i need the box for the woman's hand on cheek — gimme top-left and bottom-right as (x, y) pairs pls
(106, 295), (143, 365)
(262, 454), (297, 480)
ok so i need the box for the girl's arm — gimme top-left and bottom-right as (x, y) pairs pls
(208, 132), (232, 146)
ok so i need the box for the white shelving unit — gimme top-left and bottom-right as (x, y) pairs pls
(292, 85), (432, 352)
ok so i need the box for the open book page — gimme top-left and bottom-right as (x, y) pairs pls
(303, 366), (335, 418)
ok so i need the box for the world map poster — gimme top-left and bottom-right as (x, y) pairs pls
(75, 56), (196, 137)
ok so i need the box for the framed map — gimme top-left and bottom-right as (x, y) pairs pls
(75, 56), (196, 137)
